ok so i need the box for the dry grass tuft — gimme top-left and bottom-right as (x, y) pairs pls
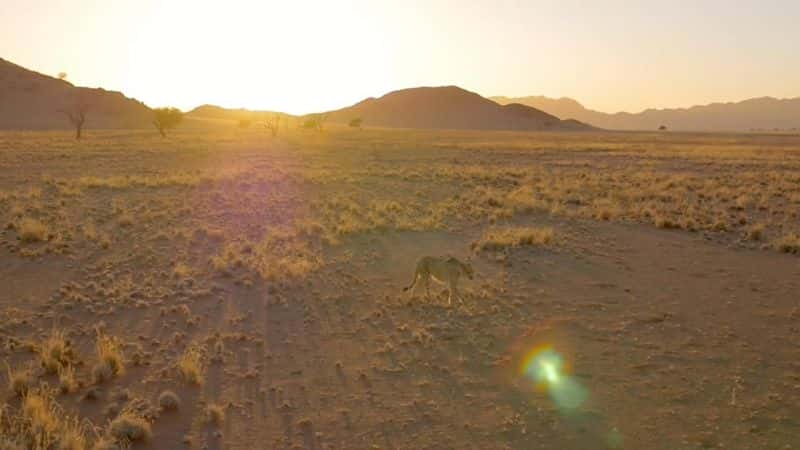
(17, 217), (48, 243)
(172, 262), (193, 278)
(22, 390), (61, 442)
(0, 388), (90, 449)
(91, 436), (122, 450)
(745, 223), (765, 241)
(774, 233), (800, 254)
(58, 365), (79, 394)
(177, 347), (204, 385)
(473, 226), (555, 251)
(83, 223), (111, 249)
(117, 213), (134, 227)
(54, 416), (87, 450)
(92, 335), (125, 384)
(205, 403), (225, 426)
(5, 362), (33, 397)
(39, 329), (71, 374)
(653, 215), (680, 229)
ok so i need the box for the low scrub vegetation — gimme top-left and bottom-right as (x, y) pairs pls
(473, 226), (555, 251)
(0, 389), (89, 449)
(92, 334), (125, 383)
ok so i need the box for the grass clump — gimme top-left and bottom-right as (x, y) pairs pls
(109, 411), (152, 442)
(39, 329), (72, 374)
(92, 335), (125, 384)
(205, 403), (225, 426)
(21, 390), (61, 444)
(172, 262), (193, 278)
(16, 217), (48, 243)
(745, 223), (765, 241)
(653, 214), (680, 229)
(774, 233), (800, 254)
(5, 362), (33, 397)
(0, 388), (89, 450)
(177, 347), (204, 385)
(473, 226), (555, 251)
(58, 365), (79, 394)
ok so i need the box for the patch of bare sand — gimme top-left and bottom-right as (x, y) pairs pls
(147, 220), (798, 449)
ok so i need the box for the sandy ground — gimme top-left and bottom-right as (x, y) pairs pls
(1, 128), (799, 449)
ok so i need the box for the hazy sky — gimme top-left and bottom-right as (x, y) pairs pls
(2, 0), (799, 114)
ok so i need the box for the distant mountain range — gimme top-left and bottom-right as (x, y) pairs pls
(323, 86), (592, 131)
(0, 57), (152, 129)
(2, 56), (797, 132)
(491, 95), (800, 131)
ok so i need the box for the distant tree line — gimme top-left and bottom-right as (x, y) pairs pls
(56, 85), (364, 140)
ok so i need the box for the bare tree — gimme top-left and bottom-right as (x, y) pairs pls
(153, 107), (184, 137)
(58, 98), (89, 140)
(57, 72), (67, 81)
(263, 113), (281, 137)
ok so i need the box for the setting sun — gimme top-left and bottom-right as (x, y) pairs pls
(123, 0), (399, 113)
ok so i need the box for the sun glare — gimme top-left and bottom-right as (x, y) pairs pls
(124, 0), (397, 114)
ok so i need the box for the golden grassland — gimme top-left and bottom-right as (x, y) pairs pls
(0, 126), (799, 448)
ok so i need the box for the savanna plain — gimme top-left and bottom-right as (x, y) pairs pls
(1, 127), (799, 449)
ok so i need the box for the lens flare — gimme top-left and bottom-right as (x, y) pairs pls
(519, 344), (587, 411)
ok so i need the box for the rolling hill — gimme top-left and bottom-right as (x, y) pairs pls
(186, 105), (288, 121)
(0, 57), (152, 129)
(324, 86), (593, 131)
(491, 95), (800, 131)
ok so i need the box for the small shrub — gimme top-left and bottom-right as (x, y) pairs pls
(158, 390), (180, 411)
(109, 412), (152, 442)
